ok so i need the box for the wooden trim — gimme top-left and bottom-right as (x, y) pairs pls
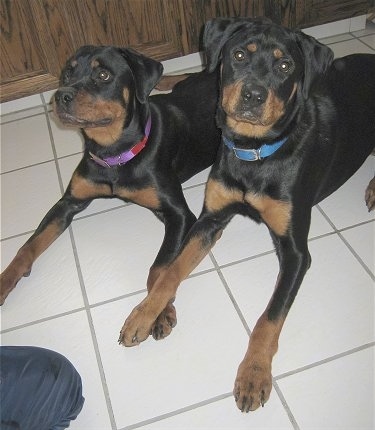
(1, 74), (58, 103)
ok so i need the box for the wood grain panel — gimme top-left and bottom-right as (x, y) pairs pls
(0, 0), (45, 79)
(180, 0), (265, 54)
(62, 0), (183, 60)
(264, 0), (373, 28)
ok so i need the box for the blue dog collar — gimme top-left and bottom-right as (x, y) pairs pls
(222, 135), (287, 161)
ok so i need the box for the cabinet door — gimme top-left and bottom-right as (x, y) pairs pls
(0, 0), (61, 102)
(264, 0), (373, 28)
(0, 0), (184, 102)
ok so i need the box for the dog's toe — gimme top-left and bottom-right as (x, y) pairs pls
(365, 177), (375, 211)
(151, 303), (177, 340)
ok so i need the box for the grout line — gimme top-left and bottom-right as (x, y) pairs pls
(354, 36), (375, 52)
(0, 158), (57, 176)
(316, 205), (375, 280)
(119, 392), (233, 430)
(274, 342), (375, 381)
(0, 307), (85, 335)
(209, 251), (252, 336)
(272, 381), (301, 430)
(0, 109), (46, 125)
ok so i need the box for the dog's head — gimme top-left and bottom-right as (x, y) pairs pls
(204, 18), (333, 139)
(53, 45), (163, 145)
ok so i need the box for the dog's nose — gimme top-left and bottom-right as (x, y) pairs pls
(54, 88), (75, 105)
(242, 85), (267, 106)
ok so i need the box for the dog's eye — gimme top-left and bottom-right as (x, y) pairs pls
(279, 61), (291, 73)
(98, 70), (111, 81)
(234, 50), (246, 61)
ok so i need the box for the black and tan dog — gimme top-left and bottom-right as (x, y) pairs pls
(0, 46), (221, 338)
(120, 18), (375, 411)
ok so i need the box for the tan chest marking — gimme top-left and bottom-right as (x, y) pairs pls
(245, 192), (291, 236)
(116, 186), (160, 209)
(70, 173), (112, 200)
(204, 179), (291, 236)
(204, 178), (243, 212)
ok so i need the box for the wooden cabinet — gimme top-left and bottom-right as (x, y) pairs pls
(1, 0), (373, 102)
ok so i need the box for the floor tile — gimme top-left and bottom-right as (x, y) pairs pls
(1, 113), (53, 173)
(1, 162), (62, 239)
(319, 34), (353, 44)
(0, 94), (43, 115)
(211, 206), (333, 267)
(1, 312), (112, 429)
(222, 234), (374, 375)
(0, 106), (45, 125)
(319, 157), (374, 230)
(90, 271), (248, 428)
(278, 346), (374, 429)
(341, 221), (375, 274)
(141, 394), (294, 430)
(0, 233), (83, 329)
(72, 201), (213, 305)
(329, 38), (375, 57)
(360, 33), (375, 49)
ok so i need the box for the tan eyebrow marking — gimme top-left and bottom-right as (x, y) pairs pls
(247, 43), (257, 53)
(91, 60), (100, 68)
(274, 49), (284, 59)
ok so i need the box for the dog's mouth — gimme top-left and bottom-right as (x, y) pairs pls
(56, 112), (113, 128)
(225, 110), (265, 126)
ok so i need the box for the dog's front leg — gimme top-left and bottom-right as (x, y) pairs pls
(119, 209), (228, 347)
(146, 203), (197, 340)
(0, 195), (91, 304)
(234, 226), (311, 412)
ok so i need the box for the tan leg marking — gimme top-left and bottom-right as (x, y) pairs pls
(234, 312), (285, 411)
(119, 233), (216, 347)
(0, 221), (62, 304)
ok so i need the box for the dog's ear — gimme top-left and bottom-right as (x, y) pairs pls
(203, 17), (272, 72)
(294, 31), (334, 99)
(119, 48), (163, 103)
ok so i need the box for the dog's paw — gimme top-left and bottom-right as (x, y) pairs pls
(118, 303), (156, 347)
(151, 303), (177, 340)
(365, 177), (375, 211)
(233, 361), (272, 412)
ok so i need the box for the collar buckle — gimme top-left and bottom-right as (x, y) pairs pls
(233, 147), (261, 161)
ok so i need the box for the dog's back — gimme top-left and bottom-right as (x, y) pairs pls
(150, 70), (221, 182)
(313, 54), (375, 201)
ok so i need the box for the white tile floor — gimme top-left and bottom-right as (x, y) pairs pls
(1, 23), (375, 430)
